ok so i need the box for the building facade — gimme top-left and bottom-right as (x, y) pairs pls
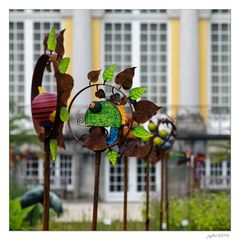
(9, 9), (231, 202)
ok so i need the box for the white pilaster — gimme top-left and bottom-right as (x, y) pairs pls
(180, 10), (199, 109)
(24, 14), (33, 116)
(72, 10), (92, 105)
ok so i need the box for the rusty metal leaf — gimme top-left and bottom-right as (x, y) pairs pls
(95, 89), (106, 99)
(88, 69), (101, 83)
(133, 100), (161, 124)
(148, 149), (159, 164)
(120, 96), (128, 105)
(82, 135), (96, 149)
(43, 35), (48, 54)
(133, 111), (150, 124)
(139, 143), (152, 159)
(57, 73), (74, 106)
(56, 29), (65, 60)
(115, 67), (136, 90)
(89, 127), (105, 136)
(119, 139), (140, 157)
(110, 93), (121, 104)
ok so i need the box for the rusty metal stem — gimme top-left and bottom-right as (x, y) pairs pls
(92, 151), (101, 231)
(159, 157), (164, 230)
(43, 140), (50, 231)
(145, 158), (150, 231)
(123, 156), (128, 231)
(165, 155), (169, 230)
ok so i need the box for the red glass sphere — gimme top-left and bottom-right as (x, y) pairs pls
(31, 92), (57, 126)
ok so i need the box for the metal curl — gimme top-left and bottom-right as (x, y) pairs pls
(77, 117), (85, 126)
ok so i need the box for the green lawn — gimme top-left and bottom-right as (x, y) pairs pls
(48, 220), (146, 231)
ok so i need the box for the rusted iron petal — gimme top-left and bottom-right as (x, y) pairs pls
(88, 69), (101, 83)
(56, 29), (65, 60)
(133, 111), (151, 124)
(115, 67), (136, 90)
(89, 127), (105, 136)
(95, 89), (106, 99)
(119, 139), (140, 157)
(133, 100), (161, 124)
(120, 96), (128, 105)
(139, 143), (152, 159)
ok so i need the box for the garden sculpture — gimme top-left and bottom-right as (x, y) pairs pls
(68, 65), (161, 230)
(31, 26), (74, 230)
(138, 116), (177, 230)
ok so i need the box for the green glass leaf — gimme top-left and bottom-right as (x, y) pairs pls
(60, 107), (70, 122)
(47, 26), (57, 51)
(107, 149), (118, 166)
(129, 87), (147, 100)
(103, 64), (117, 82)
(132, 126), (153, 138)
(49, 139), (57, 161)
(58, 57), (70, 74)
(169, 152), (185, 159)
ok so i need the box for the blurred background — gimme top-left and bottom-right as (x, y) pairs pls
(9, 9), (230, 230)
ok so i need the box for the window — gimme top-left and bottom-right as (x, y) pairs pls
(33, 9), (61, 13)
(104, 9), (167, 15)
(137, 160), (156, 192)
(210, 162), (223, 186)
(211, 10), (230, 14)
(9, 9), (25, 12)
(60, 154), (73, 186)
(105, 10), (132, 14)
(140, 23), (168, 106)
(140, 10), (167, 14)
(210, 18), (231, 114)
(24, 157), (40, 187)
(104, 22), (132, 73)
(198, 159), (230, 190)
(109, 157), (124, 192)
(50, 160), (57, 186)
(9, 21), (25, 114)
(23, 154), (74, 191)
(105, 157), (159, 201)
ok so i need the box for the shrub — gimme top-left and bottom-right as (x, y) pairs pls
(9, 198), (35, 230)
(142, 191), (230, 231)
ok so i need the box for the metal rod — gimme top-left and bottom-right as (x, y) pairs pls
(159, 158), (164, 230)
(43, 139), (50, 231)
(92, 151), (101, 231)
(123, 156), (128, 231)
(145, 158), (150, 231)
(165, 155), (169, 230)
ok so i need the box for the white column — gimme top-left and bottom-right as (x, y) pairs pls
(24, 12), (33, 117)
(72, 10), (92, 105)
(180, 10), (199, 110)
(131, 11), (140, 88)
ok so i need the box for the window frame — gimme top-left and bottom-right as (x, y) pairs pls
(104, 157), (161, 202)
(207, 12), (231, 134)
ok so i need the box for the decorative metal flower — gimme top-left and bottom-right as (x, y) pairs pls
(68, 64), (161, 165)
(139, 115), (177, 164)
